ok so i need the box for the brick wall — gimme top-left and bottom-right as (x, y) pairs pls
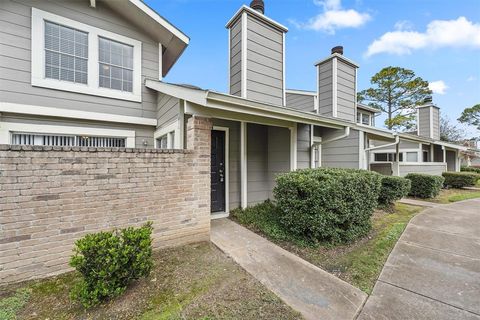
(0, 116), (212, 285)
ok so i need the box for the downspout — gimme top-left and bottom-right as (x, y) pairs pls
(319, 126), (350, 145)
(364, 134), (400, 175)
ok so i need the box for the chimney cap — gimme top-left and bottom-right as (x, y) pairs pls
(331, 46), (344, 55)
(424, 96), (433, 104)
(250, 0), (265, 14)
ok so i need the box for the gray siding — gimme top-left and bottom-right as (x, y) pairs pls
(286, 93), (315, 112)
(336, 60), (355, 122)
(297, 123), (311, 169)
(0, 0), (158, 119)
(446, 150), (456, 171)
(370, 163), (393, 175)
(371, 140), (420, 151)
(245, 14), (284, 106)
(321, 128), (360, 169)
(417, 107), (431, 138)
(229, 17), (242, 96)
(318, 61), (333, 117)
(157, 93), (180, 128)
(399, 163), (446, 176)
(432, 107), (440, 140)
(0, 113), (154, 148)
(247, 123), (269, 205)
(212, 119), (241, 210)
(267, 126), (290, 198)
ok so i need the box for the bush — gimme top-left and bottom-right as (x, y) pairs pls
(442, 172), (480, 188)
(378, 176), (411, 206)
(461, 166), (480, 174)
(70, 223), (153, 308)
(273, 168), (382, 244)
(405, 173), (444, 198)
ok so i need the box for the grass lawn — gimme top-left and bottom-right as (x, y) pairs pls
(413, 188), (480, 204)
(0, 242), (301, 320)
(231, 202), (423, 294)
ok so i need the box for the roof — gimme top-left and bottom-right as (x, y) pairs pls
(102, 0), (189, 77)
(314, 53), (359, 68)
(357, 103), (381, 114)
(226, 5), (288, 33)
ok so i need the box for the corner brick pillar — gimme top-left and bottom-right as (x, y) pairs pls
(186, 116), (212, 231)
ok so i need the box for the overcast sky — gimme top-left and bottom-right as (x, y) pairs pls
(146, 0), (480, 137)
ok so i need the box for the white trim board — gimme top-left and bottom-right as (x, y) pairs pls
(290, 123), (297, 171)
(241, 11), (248, 99)
(240, 121), (247, 209)
(212, 126), (230, 215)
(0, 122), (136, 147)
(332, 57), (338, 117)
(31, 8), (142, 102)
(153, 121), (180, 149)
(0, 102), (157, 126)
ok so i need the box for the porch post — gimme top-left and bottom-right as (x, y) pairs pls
(442, 146), (446, 163)
(430, 144), (434, 162)
(290, 123), (297, 171)
(394, 142), (400, 176)
(240, 121), (248, 209)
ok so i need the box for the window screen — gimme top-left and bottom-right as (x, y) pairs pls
(44, 21), (88, 84)
(99, 37), (133, 92)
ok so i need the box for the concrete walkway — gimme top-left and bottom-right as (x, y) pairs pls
(398, 198), (442, 208)
(211, 219), (367, 320)
(359, 198), (480, 320)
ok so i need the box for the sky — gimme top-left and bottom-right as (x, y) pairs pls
(146, 0), (480, 137)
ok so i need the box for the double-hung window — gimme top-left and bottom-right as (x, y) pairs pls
(32, 8), (142, 102)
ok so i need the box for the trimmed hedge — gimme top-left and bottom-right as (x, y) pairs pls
(405, 173), (444, 198)
(442, 172), (480, 188)
(378, 176), (411, 206)
(461, 166), (480, 174)
(70, 223), (153, 308)
(273, 168), (382, 243)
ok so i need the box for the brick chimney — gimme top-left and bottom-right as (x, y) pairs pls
(226, 1), (288, 106)
(315, 46), (359, 122)
(417, 96), (440, 140)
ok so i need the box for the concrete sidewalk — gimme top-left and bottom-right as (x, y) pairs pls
(359, 198), (480, 320)
(211, 219), (367, 320)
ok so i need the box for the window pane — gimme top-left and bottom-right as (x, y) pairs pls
(406, 152), (418, 162)
(44, 21), (88, 84)
(362, 114), (370, 125)
(98, 37), (134, 92)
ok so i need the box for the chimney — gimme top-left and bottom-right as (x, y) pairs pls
(417, 96), (440, 140)
(226, 1), (288, 106)
(315, 46), (359, 121)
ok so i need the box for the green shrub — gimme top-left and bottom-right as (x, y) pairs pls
(405, 173), (444, 198)
(70, 223), (153, 308)
(442, 172), (480, 188)
(378, 176), (411, 206)
(273, 168), (382, 244)
(461, 166), (480, 174)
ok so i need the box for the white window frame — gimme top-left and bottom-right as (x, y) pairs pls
(31, 8), (142, 102)
(357, 111), (372, 126)
(311, 136), (322, 168)
(154, 121), (180, 149)
(0, 122), (135, 147)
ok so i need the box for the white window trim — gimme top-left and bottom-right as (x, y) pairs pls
(154, 121), (180, 149)
(0, 122), (135, 147)
(212, 126), (230, 215)
(31, 8), (142, 102)
(357, 111), (372, 126)
(311, 136), (322, 168)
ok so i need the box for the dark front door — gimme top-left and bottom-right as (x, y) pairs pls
(211, 130), (226, 213)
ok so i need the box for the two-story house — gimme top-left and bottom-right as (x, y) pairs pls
(0, 0), (467, 219)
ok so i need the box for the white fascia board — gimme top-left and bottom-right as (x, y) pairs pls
(0, 122), (136, 147)
(241, 12), (248, 99)
(332, 57), (338, 117)
(128, 0), (189, 45)
(145, 80), (208, 106)
(225, 5), (288, 32)
(0, 102), (156, 126)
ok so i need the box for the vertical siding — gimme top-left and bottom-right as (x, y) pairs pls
(245, 14), (284, 106)
(296, 123), (311, 169)
(157, 93), (179, 128)
(267, 126), (290, 198)
(321, 128), (360, 169)
(286, 93), (315, 112)
(229, 17), (242, 96)
(0, 0), (158, 119)
(318, 61), (333, 117)
(212, 119), (241, 210)
(418, 107), (431, 138)
(247, 123), (269, 205)
(336, 60), (355, 122)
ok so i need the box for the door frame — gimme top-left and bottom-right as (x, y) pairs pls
(212, 126), (229, 215)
